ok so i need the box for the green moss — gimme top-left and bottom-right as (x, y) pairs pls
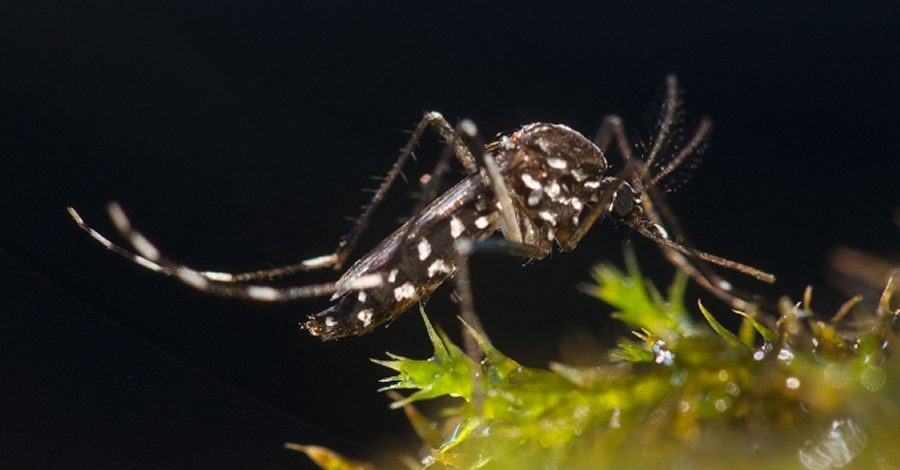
(290, 251), (900, 469)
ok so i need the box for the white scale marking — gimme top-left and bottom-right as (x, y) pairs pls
(393, 282), (416, 301)
(387, 268), (399, 283)
(343, 273), (383, 290)
(450, 215), (465, 238)
(417, 238), (432, 261)
(357, 291), (367, 303)
(204, 271), (234, 282)
(521, 173), (542, 190)
(427, 259), (453, 278)
(302, 254), (338, 268)
(459, 119), (478, 137)
(246, 285), (279, 300)
(357, 309), (373, 326)
(130, 233), (160, 262)
(654, 224), (669, 239)
(571, 167), (588, 182)
(474, 216), (490, 229)
(547, 157), (567, 169)
(539, 210), (557, 225)
(545, 181), (561, 198)
(178, 268), (210, 290)
(527, 188), (543, 206)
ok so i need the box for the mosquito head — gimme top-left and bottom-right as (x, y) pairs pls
(610, 180), (639, 219)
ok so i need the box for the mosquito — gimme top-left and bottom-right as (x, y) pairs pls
(68, 75), (774, 341)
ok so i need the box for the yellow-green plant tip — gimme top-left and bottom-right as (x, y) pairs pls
(457, 317), (517, 373)
(876, 274), (898, 319)
(609, 340), (654, 362)
(584, 248), (696, 339)
(284, 443), (375, 470)
(697, 299), (743, 348)
(666, 268), (689, 309)
(418, 304), (453, 363)
(734, 309), (778, 344)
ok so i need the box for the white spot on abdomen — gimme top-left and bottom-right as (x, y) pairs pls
(357, 309), (373, 327)
(427, 259), (453, 278)
(417, 238), (432, 260)
(450, 215), (465, 238)
(393, 282), (416, 301)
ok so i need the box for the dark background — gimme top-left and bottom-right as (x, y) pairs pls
(1, 1), (898, 469)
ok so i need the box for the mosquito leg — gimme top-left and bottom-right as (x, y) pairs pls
(331, 112), (479, 271)
(445, 231), (552, 414)
(458, 119), (523, 244)
(450, 237), (487, 414)
(69, 204), (384, 300)
(594, 115), (634, 161)
(70, 111), (480, 288)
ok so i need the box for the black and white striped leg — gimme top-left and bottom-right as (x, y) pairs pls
(67, 203), (383, 301)
(67, 111), (482, 301)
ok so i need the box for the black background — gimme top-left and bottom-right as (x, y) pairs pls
(1, 1), (898, 469)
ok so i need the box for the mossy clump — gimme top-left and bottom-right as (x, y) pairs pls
(291, 251), (900, 469)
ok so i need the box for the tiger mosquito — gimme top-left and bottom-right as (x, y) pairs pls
(68, 75), (775, 341)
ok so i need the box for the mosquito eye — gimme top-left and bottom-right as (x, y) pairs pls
(612, 183), (635, 216)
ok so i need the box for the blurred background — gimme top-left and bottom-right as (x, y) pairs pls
(1, 1), (897, 468)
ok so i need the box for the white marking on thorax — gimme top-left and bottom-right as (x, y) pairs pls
(527, 188), (543, 206)
(571, 168), (588, 182)
(474, 216), (490, 229)
(387, 268), (399, 283)
(539, 210), (557, 225)
(521, 173), (541, 190)
(547, 157), (567, 169)
(545, 181), (561, 198)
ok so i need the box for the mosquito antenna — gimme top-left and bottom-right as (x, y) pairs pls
(643, 74), (681, 173)
(648, 117), (712, 187)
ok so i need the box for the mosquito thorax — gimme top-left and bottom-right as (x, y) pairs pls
(494, 123), (607, 249)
